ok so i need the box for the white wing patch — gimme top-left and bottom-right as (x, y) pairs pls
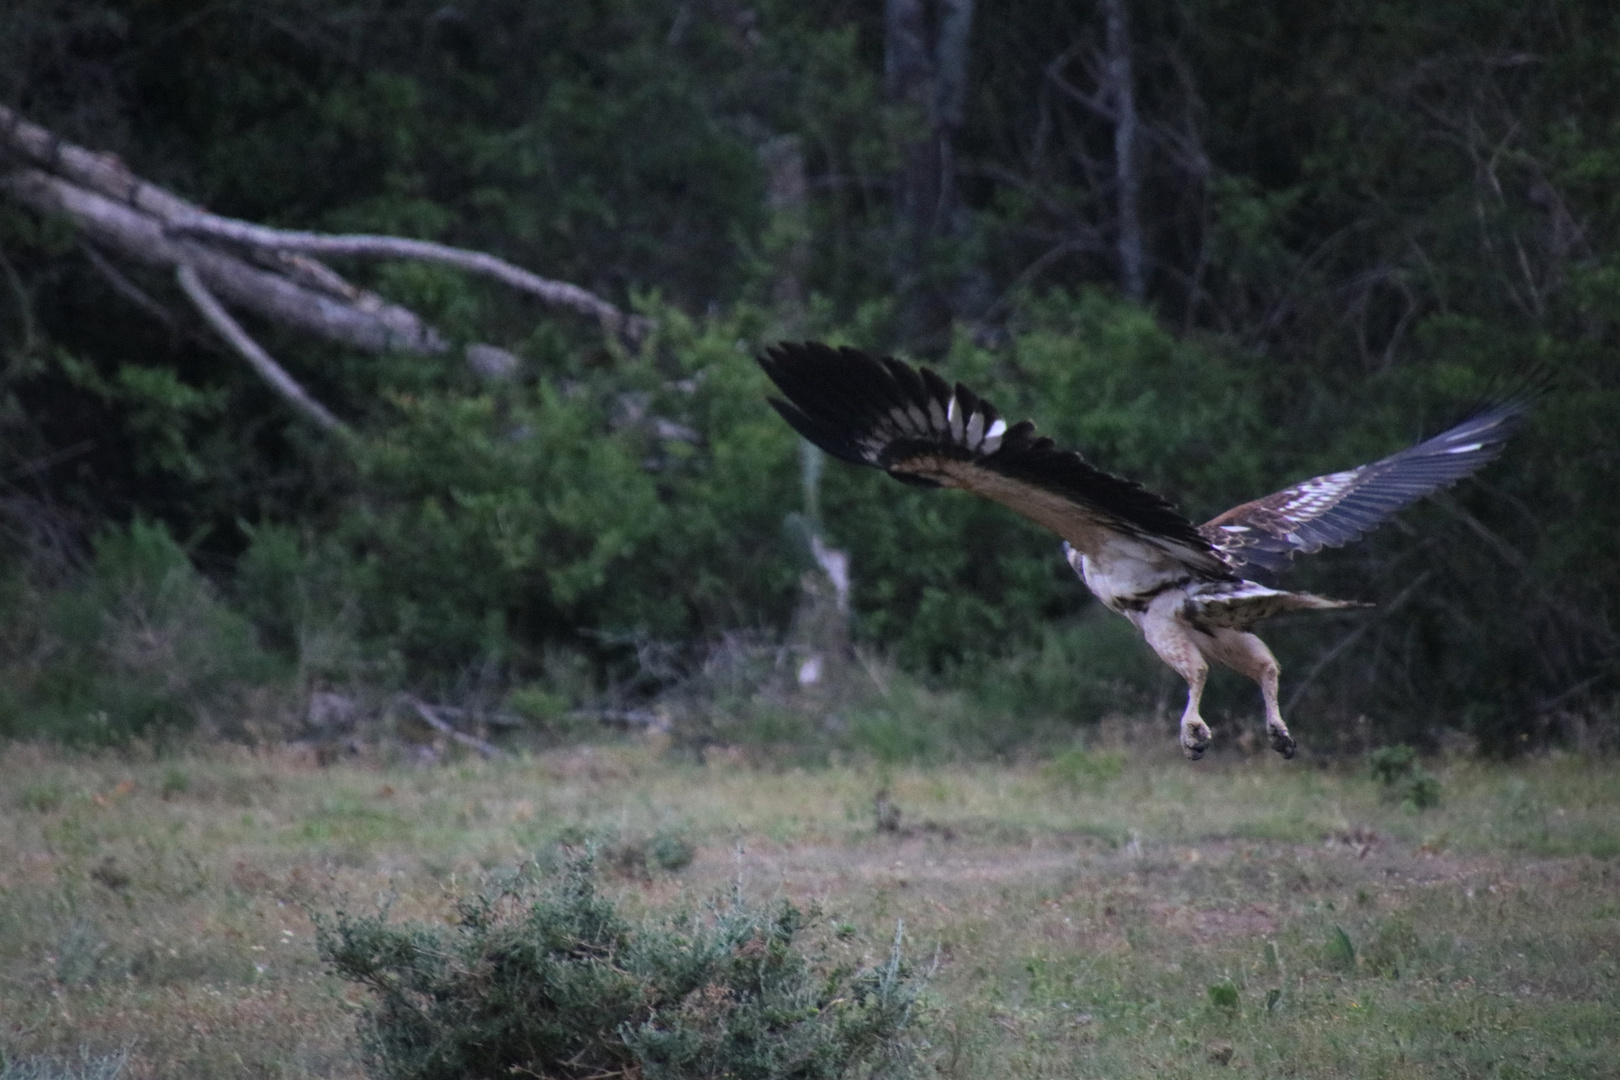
(983, 418), (1007, 453)
(1274, 469), (1359, 520)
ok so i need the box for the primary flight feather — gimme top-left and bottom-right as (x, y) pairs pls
(759, 341), (1533, 759)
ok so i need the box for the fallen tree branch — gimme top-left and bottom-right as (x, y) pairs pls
(0, 106), (637, 335)
(175, 265), (350, 436)
(575, 707), (671, 732)
(0, 102), (203, 220)
(165, 212), (649, 337)
(4, 168), (447, 353)
(0, 102), (622, 404)
(403, 696), (505, 759)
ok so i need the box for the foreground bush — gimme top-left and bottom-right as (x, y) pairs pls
(316, 854), (925, 1080)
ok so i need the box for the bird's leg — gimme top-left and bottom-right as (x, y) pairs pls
(1139, 600), (1212, 760)
(1257, 652), (1295, 759)
(1201, 630), (1296, 759)
(1178, 666), (1212, 760)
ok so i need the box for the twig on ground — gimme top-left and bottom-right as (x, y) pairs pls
(403, 696), (505, 758)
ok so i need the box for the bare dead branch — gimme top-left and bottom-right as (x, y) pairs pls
(8, 439), (96, 480)
(175, 264), (350, 437)
(2, 103), (634, 383)
(0, 102), (202, 220)
(982, 234), (1104, 321)
(403, 696), (504, 758)
(4, 169), (450, 354)
(164, 212), (648, 337)
(1045, 53), (1114, 121)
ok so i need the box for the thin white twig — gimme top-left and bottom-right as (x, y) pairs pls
(174, 264), (350, 437)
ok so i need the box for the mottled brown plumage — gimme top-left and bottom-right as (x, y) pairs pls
(758, 342), (1533, 759)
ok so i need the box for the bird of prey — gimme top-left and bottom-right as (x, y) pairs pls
(758, 342), (1533, 760)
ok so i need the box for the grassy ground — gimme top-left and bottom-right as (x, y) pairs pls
(1, 733), (1617, 1079)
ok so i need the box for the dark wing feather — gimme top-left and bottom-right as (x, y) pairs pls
(1202, 396), (1534, 575)
(759, 342), (1228, 574)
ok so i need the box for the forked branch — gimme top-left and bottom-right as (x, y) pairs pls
(175, 265), (351, 437)
(0, 102), (643, 435)
(164, 213), (649, 337)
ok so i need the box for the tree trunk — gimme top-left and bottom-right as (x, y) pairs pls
(760, 134), (810, 332)
(1103, 0), (1146, 301)
(886, 0), (977, 347)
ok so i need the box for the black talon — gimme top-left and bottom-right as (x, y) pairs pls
(1182, 729), (1211, 760)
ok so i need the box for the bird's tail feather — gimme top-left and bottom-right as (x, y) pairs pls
(1186, 581), (1368, 631)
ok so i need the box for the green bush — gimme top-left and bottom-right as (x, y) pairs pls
(1325, 925), (1357, 972)
(316, 853), (926, 1080)
(0, 520), (281, 743)
(1368, 745), (1442, 810)
(1368, 745), (1418, 786)
(1361, 917), (1421, 979)
(334, 303), (803, 678)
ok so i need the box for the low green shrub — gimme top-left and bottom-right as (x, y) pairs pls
(1361, 917), (1421, 978)
(0, 519), (281, 743)
(1325, 925), (1357, 972)
(316, 853), (926, 1080)
(1368, 745), (1442, 810)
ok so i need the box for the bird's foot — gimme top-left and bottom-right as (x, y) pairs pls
(1181, 719), (1211, 761)
(1268, 725), (1297, 760)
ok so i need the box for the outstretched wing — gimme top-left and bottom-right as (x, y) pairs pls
(758, 342), (1229, 575)
(1202, 396), (1533, 575)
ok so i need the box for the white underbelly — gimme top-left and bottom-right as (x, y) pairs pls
(1067, 536), (1192, 614)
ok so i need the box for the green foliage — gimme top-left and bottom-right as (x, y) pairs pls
(1324, 925), (1357, 973)
(333, 304), (804, 675)
(0, 520), (281, 743)
(1206, 979), (1240, 1012)
(1369, 745), (1419, 786)
(1361, 917), (1421, 979)
(1369, 745), (1442, 810)
(315, 853), (924, 1080)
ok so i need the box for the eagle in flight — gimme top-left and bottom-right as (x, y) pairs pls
(758, 342), (1533, 760)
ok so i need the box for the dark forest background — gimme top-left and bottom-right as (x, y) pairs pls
(1, 0), (1615, 754)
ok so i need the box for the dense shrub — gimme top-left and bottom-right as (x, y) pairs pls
(316, 854), (925, 1080)
(1369, 745), (1442, 809)
(0, 519), (280, 743)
